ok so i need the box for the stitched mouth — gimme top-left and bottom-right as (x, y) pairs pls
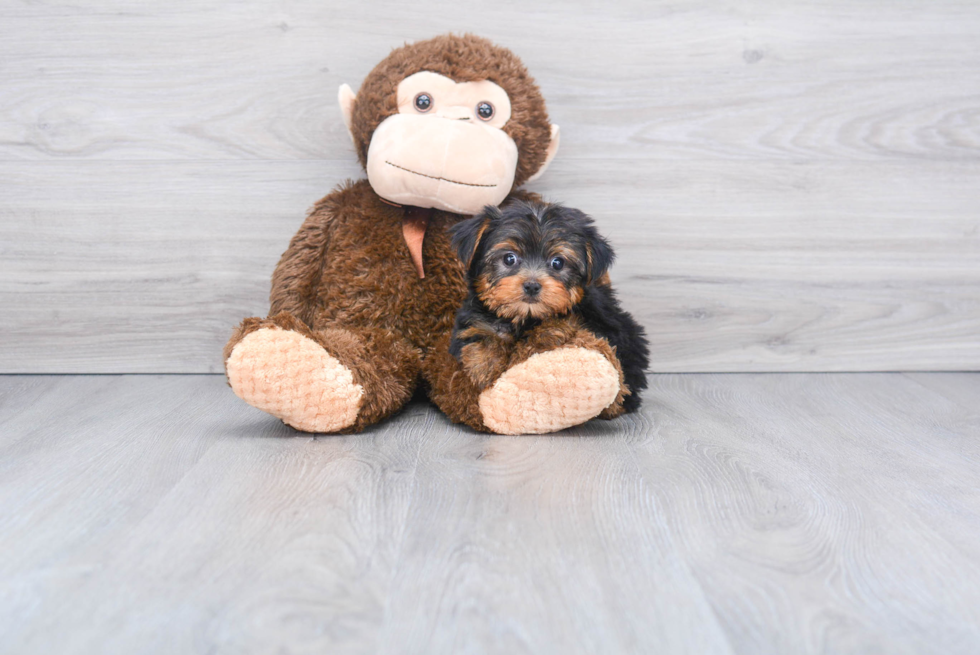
(385, 161), (497, 188)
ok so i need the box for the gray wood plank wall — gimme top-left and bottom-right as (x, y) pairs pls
(2, 1), (979, 373)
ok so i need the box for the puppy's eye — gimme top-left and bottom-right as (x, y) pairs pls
(550, 256), (565, 271)
(502, 252), (518, 267)
(414, 93), (432, 112)
(476, 101), (494, 120)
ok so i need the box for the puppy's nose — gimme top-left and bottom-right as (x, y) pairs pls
(523, 280), (542, 296)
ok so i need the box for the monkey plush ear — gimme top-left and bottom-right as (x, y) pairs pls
(338, 84), (356, 139)
(584, 229), (615, 285)
(450, 206), (500, 268)
(525, 124), (560, 183)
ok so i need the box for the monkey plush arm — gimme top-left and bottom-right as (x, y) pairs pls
(433, 312), (628, 434)
(268, 195), (335, 327)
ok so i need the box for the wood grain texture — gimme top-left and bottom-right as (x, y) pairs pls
(2, 1), (979, 162)
(0, 374), (428, 654)
(1, 372), (979, 653)
(2, 159), (978, 372)
(2, 0), (979, 373)
(630, 374), (980, 654)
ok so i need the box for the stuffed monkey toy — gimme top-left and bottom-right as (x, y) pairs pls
(224, 34), (630, 434)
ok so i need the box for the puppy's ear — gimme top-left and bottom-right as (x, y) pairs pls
(450, 205), (500, 268)
(584, 229), (615, 285)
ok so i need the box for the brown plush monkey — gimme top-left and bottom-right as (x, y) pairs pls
(224, 34), (628, 434)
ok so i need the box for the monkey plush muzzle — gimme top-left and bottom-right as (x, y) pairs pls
(366, 113), (518, 215)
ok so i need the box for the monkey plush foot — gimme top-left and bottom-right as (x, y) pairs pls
(226, 327), (363, 432)
(477, 346), (620, 435)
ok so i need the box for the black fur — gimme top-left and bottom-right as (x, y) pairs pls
(574, 283), (649, 412)
(449, 200), (650, 413)
(451, 205), (501, 270)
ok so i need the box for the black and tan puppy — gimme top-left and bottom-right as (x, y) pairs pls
(449, 201), (650, 413)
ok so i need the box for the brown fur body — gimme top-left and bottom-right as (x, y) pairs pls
(275, 179), (467, 351)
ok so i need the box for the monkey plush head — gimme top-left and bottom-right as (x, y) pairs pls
(338, 34), (560, 215)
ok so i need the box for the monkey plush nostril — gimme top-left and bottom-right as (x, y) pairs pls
(522, 280), (542, 297)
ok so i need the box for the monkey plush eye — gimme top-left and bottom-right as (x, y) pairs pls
(476, 101), (494, 120)
(549, 256), (565, 271)
(414, 93), (432, 112)
(502, 252), (518, 267)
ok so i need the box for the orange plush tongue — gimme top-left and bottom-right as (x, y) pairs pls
(402, 206), (431, 279)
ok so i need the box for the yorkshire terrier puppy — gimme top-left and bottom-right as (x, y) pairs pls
(449, 200), (650, 413)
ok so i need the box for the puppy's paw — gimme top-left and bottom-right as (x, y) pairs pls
(453, 318), (516, 389)
(519, 315), (583, 352)
(459, 339), (512, 390)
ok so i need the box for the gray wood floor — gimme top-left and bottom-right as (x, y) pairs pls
(2, 373), (979, 654)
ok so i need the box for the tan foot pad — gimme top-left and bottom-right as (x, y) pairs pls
(226, 327), (363, 433)
(478, 346), (620, 435)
